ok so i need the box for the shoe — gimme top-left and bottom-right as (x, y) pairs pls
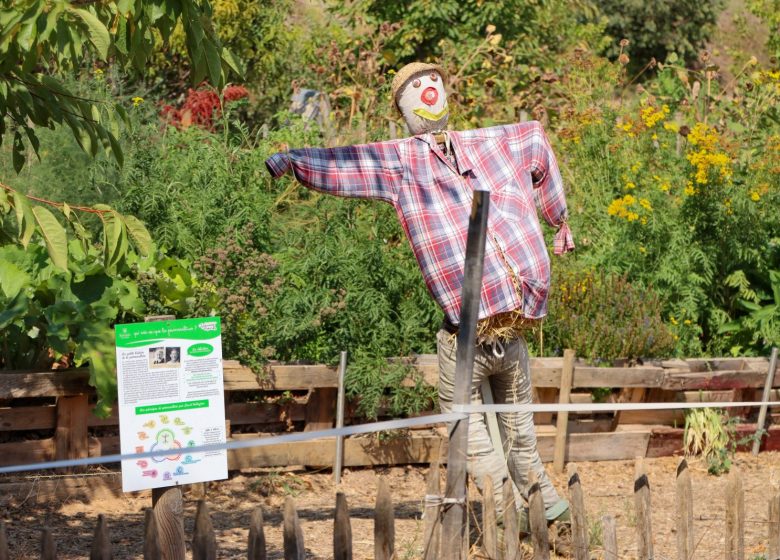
(518, 499), (570, 535)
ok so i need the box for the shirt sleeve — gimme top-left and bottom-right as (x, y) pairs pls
(524, 121), (575, 255)
(265, 140), (403, 204)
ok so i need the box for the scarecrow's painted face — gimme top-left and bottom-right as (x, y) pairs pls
(397, 70), (448, 135)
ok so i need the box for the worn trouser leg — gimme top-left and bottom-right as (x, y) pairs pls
(437, 328), (561, 514)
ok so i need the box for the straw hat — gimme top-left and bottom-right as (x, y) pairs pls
(391, 62), (448, 110)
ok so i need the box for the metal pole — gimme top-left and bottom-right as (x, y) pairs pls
(441, 190), (490, 559)
(752, 346), (778, 455)
(334, 351), (348, 483)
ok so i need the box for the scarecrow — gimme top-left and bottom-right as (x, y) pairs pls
(266, 62), (574, 528)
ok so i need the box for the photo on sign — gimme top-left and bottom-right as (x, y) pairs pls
(166, 347), (181, 365)
(149, 347), (166, 367)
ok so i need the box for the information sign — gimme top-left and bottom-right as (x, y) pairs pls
(114, 317), (228, 492)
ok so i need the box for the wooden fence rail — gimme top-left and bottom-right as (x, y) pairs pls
(0, 355), (778, 476)
(4, 459), (780, 558)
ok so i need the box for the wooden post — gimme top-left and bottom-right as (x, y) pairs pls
(554, 349), (576, 473)
(374, 478), (394, 560)
(41, 527), (56, 560)
(567, 463), (588, 560)
(422, 457), (442, 560)
(769, 484), (780, 560)
(441, 191), (489, 560)
(0, 520), (7, 560)
(502, 479), (519, 560)
(528, 469), (550, 560)
(725, 467), (745, 560)
(54, 393), (89, 473)
(634, 457), (653, 560)
(283, 497), (305, 560)
(152, 486), (186, 560)
(90, 514), (112, 560)
(602, 515), (618, 560)
(334, 351), (348, 484)
(192, 500), (217, 560)
(675, 458), (694, 560)
(248, 507), (267, 560)
(334, 492), (352, 560)
(482, 475), (498, 559)
(143, 507), (161, 560)
(753, 347), (778, 455)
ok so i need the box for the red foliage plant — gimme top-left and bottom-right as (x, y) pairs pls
(161, 84), (249, 130)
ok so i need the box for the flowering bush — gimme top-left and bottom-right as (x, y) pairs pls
(161, 85), (249, 130)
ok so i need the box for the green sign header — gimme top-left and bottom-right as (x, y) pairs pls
(115, 317), (221, 348)
(135, 399), (209, 415)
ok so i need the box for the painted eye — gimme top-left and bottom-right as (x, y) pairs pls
(430, 73), (438, 82)
(412, 79), (421, 88)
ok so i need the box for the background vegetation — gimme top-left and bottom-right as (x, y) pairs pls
(1, 0), (778, 417)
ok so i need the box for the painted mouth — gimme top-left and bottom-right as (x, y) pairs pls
(413, 105), (449, 121)
(421, 87), (439, 106)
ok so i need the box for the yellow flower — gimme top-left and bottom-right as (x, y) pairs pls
(631, 162), (641, 173)
(684, 320), (692, 325)
(670, 315), (678, 325)
(625, 181), (636, 190)
(640, 104), (670, 128)
(639, 198), (652, 210)
(684, 182), (696, 196)
(640, 216), (648, 225)
(623, 194), (636, 205)
(639, 246), (647, 253)
(663, 122), (679, 133)
(660, 183), (670, 192)
(750, 191), (760, 201)
(132, 96), (144, 107)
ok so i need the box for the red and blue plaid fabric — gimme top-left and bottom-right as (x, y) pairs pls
(266, 121), (574, 324)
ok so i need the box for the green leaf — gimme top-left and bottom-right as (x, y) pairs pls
(101, 209), (126, 269)
(12, 192), (35, 248)
(69, 7), (111, 60)
(203, 39), (223, 87)
(122, 214), (153, 256)
(0, 292), (28, 331)
(0, 260), (30, 299)
(12, 130), (24, 172)
(221, 46), (244, 77)
(32, 205), (68, 271)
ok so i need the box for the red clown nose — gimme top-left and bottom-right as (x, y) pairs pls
(421, 87), (438, 106)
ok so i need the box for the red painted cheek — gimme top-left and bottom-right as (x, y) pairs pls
(421, 87), (438, 106)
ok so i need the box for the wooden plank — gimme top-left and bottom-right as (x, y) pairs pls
(528, 469), (549, 560)
(54, 394), (89, 472)
(0, 438), (55, 466)
(153, 486), (186, 560)
(769, 484), (780, 560)
(553, 349), (575, 473)
(725, 467), (745, 560)
(502, 478), (519, 560)
(334, 492), (352, 560)
(482, 475), (498, 560)
(283, 497), (305, 560)
(248, 507), (267, 560)
(422, 457), (442, 560)
(304, 388), (336, 431)
(228, 433), (445, 469)
(675, 459), (694, 560)
(662, 369), (778, 391)
(602, 515), (617, 560)
(90, 514), (111, 560)
(192, 500), (217, 560)
(0, 369), (92, 398)
(224, 363), (339, 391)
(567, 464), (588, 560)
(0, 405), (56, 430)
(533, 387), (558, 425)
(0, 520), (7, 560)
(536, 429), (650, 462)
(634, 457), (653, 560)
(374, 478), (394, 560)
(41, 527), (56, 560)
(144, 507), (161, 560)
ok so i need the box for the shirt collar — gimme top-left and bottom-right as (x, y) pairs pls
(414, 131), (474, 175)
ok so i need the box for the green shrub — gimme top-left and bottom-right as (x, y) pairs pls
(546, 271), (675, 363)
(598, 0), (725, 71)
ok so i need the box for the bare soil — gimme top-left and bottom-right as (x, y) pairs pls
(2, 451), (779, 559)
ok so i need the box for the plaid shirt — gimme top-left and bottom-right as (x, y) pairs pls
(266, 121), (574, 324)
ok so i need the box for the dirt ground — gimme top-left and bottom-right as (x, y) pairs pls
(1, 451), (779, 559)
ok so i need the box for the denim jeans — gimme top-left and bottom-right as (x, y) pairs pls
(437, 328), (562, 515)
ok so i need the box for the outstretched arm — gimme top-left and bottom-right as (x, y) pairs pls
(504, 121), (574, 255)
(265, 140), (404, 204)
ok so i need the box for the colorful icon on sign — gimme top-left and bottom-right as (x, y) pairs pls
(142, 470), (158, 478)
(150, 428), (182, 462)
